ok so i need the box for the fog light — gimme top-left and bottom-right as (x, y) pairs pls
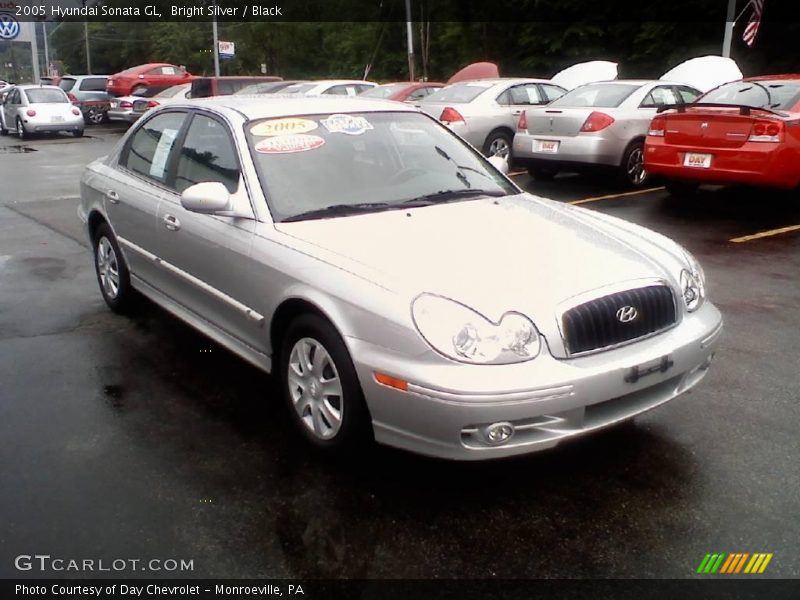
(485, 422), (514, 445)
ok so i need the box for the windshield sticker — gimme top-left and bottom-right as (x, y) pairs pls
(250, 118), (318, 137)
(149, 128), (178, 178)
(254, 134), (325, 154)
(320, 114), (374, 136)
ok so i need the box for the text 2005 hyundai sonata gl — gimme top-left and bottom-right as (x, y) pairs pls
(78, 96), (722, 460)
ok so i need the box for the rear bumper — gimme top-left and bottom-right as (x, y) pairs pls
(645, 138), (800, 189)
(513, 131), (623, 167)
(107, 109), (140, 123)
(23, 117), (83, 132)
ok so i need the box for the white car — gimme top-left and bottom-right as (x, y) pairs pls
(280, 80), (377, 97)
(1, 85), (85, 139)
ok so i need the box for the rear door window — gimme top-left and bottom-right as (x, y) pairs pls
(122, 111), (187, 184)
(640, 86), (680, 108)
(508, 84), (543, 105)
(58, 78), (77, 92)
(675, 86), (701, 104)
(539, 84), (566, 102)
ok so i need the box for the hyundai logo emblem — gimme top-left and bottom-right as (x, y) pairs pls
(616, 305), (638, 323)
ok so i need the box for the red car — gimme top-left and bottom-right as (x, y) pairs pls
(359, 81), (444, 102)
(645, 75), (800, 195)
(106, 63), (193, 97)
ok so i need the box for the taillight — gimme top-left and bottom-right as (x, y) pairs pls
(26, 109), (36, 117)
(517, 111), (528, 131)
(147, 100), (160, 108)
(579, 111), (615, 132)
(648, 116), (666, 137)
(749, 119), (783, 143)
(120, 101), (133, 109)
(71, 108), (81, 116)
(440, 106), (465, 124)
(67, 93), (77, 103)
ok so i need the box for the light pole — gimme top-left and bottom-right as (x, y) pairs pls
(405, 0), (414, 81)
(212, 0), (220, 76)
(722, 0), (736, 57)
(80, 1), (91, 73)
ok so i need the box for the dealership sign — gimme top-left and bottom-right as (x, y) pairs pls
(218, 40), (235, 60)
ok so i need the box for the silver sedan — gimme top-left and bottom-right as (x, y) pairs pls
(418, 78), (567, 160)
(513, 80), (701, 186)
(1, 85), (84, 138)
(78, 97), (722, 460)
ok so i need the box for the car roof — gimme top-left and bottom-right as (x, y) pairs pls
(61, 74), (109, 79)
(16, 84), (64, 91)
(167, 96), (418, 120)
(305, 79), (375, 86)
(447, 77), (551, 85)
(742, 74), (800, 82)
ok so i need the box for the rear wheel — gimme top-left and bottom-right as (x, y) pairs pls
(620, 140), (647, 187)
(0, 118), (7, 136)
(527, 165), (559, 180)
(16, 117), (28, 140)
(279, 314), (371, 453)
(85, 107), (105, 125)
(665, 180), (700, 197)
(93, 223), (134, 313)
(483, 130), (513, 161)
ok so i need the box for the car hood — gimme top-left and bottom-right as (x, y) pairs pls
(274, 194), (683, 327)
(660, 55), (742, 93)
(551, 61), (618, 91)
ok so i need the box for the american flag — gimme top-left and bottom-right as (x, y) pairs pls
(742, 0), (765, 47)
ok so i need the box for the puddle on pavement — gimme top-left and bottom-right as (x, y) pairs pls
(0, 146), (37, 153)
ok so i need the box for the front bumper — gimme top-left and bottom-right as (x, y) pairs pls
(513, 131), (622, 167)
(350, 302), (722, 460)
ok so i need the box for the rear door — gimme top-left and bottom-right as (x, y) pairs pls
(77, 76), (111, 102)
(107, 110), (189, 284)
(2, 88), (20, 128)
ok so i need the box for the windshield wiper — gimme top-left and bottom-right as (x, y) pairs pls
(399, 188), (507, 206)
(282, 202), (395, 222)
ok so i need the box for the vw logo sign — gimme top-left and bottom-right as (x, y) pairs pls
(616, 305), (638, 323)
(0, 13), (20, 40)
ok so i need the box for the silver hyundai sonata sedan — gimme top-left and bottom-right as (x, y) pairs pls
(79, 96), (722, 460)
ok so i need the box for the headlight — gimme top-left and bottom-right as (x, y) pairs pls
(411, 294), (540, 364)
(680, 251), (706, 311)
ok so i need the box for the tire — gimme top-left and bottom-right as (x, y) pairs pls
(527, 165), (558, 180)
(620, 140), (648, 187)
(93, 223), (134, 313)
(665, 180), (700, 197)
(16, 117), (28, 140)
(73, 129), (84, 138)
(85, 107), (105, 125)
(0, 119), (7, 136)
(279, 313), (371, 453)
(482, 130), (513, 160)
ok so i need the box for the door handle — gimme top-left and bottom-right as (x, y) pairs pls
(162, 214), (181, 231)
(512, 110), (523, 116)
(105, 190), (119, 203)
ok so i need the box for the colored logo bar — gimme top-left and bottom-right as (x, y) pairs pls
(697, 553), (773, 574)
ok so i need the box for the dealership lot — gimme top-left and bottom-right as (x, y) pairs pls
(1, 127), (798, 578)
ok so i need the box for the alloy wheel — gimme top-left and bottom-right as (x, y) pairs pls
(96, 236), (120, 299)
(627, 146), (647, 186)
(287, 337), (344, 440)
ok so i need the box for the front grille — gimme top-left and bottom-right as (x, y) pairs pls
(562, 285), (677, 355)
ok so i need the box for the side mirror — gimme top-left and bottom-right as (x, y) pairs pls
(180, 182), (231, 214)
(487, 154), (510, 175)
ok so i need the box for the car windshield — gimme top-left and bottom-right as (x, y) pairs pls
(424, 82), (493, 103)
(698, 80), (800, 111)
(549, 83), (640, 108)
(246, 111), (517, 222)
(360, 84), (407, 98)
(25, 89), (68, 103)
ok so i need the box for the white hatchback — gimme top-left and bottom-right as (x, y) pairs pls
(0, 85), (85, 139)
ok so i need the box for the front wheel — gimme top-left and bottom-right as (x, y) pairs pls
(93, 223), (134, 313)
(73, 129), (84, 138)
(483, 130), (513, 161)
(665, 180), (700, 197)
(279, 314), (371, 452)
(620, 141), (648, 187)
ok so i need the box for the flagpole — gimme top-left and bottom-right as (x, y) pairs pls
(722, 0), (736, 57)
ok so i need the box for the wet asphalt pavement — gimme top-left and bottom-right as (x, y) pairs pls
(0, 125), (798, 580)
